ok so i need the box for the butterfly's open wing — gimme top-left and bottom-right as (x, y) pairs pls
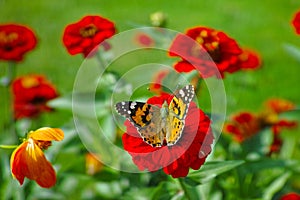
(166, 85), (195, 146)
(115, 101), (164, 147)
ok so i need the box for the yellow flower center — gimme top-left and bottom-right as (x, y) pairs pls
(80, 24), (98, 38)
(21, 76), (40, 88)
(0, 31), (18, 44)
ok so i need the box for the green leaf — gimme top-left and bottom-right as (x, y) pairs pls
(186, 160), (245, 185)
(243, 159), (300, 173)
(242, 128), (273, 156)
(263, 172), (292, 200)
(283, 43), (300, 63)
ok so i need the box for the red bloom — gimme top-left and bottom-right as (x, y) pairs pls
(134, 32), (155, 47)
(149, 70), (170, 95)
(264, 98), (296, 114)
(0, 24), (37, 61)
(169, 27), (244, 78)
(224, 112), (261, 142)
(62, 15), (116, 58)
(281, 192), (300, 200)
(292, 10), (300, 35)
(227, 49), (261, 73)
(122, 94), (214, 178)
(11, 75), (59, 120)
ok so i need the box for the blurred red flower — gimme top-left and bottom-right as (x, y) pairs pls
(0, 24), (37, 61)
(134, 32), (155, 47)
(169, 27), (261, 78)
(225, 98), (298, 154)
(227, 49), (261, 73)
(280, 192), (300, 200)
(224, 112), (261, 143)
(122, 94), (214, 178)
(62, 15), (116, 58)
(292, 10), (300, 34)
(11, 127), (64, 188)
(149, 70), (169, 95)
(11, 75), (59, 120)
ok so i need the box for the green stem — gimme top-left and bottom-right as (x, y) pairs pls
(95, 51), (107, 72)
(0, 144), (18, 149)
(178, 178), (198, 200)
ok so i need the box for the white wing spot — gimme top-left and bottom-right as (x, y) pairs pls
(179, 89), (185, 97)
(130, 101), (137, 109)
(127, 110), (131, 114)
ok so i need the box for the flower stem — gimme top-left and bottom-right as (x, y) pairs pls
(0, 144), (18, 149)
(178, 178), (198, 200)
(96, 51), (107, 72)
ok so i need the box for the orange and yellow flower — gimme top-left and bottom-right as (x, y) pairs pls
(85, 153), (103, 175)
(10, 127), (64, 188)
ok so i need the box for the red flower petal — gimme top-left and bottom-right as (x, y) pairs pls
(0, 24), (37, 61)
(62, 15), (116, 58)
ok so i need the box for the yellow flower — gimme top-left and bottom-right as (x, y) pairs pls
(85, 153), (103, 175)
(10, 127), (64, 188)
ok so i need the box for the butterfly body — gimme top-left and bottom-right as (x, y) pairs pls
(115, 85), (195, 147)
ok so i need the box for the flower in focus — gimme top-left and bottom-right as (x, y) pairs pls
(11, 74), (59, 120)
(169, 26), (243, 78)
(280, 192), (300, 200)
(85, 153), (103, 175)
(122, 93), (214, 178)
(0, 24), (37, 61)
(62, 15), (116, 58)
(149, 69), (169, 95)
(292, 10), (300, 35)
(10, 127), (64, 188)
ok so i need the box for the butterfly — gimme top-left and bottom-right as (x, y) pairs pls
(115, 85), (195, 147)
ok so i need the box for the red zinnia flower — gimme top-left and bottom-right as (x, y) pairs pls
(149, 70), (170, 95)
(227, 49), (261, 73)
(281, 192), (300, 200)
(264, 98), (296, 114)
(169, 26), (243, 78)
(292, 10), (300, 35)
(0, 24), (37, 61)
(62, 15), (116, 58)
(122, 94), (214, 178)
(134, 32), (155, 47)
(224, 112), (261, 142)
(10, 127), (64, 188)
(11, 74), (59, 120)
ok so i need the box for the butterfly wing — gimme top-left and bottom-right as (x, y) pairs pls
(166, 85), (195, 146)
(115, 101), (164, 147)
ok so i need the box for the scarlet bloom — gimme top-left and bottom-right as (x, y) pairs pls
(227, 49), (261, 73)
(149, 70), (170, 95)
(62, 15), (116, 57)
(292, 10), (300, 35)
(10, 127), (64, 188)
(11, 74), (59, 120)
(281, 192), (300, 200)
(122, 94), (214, 178)
(264, 98), (296, 114)
(134, 32), (155, 47)
(169, 26), (245, 78)
(224, 112), (261, 142)
(0, 24), (37, 61)
(85, 153), (103, 175)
